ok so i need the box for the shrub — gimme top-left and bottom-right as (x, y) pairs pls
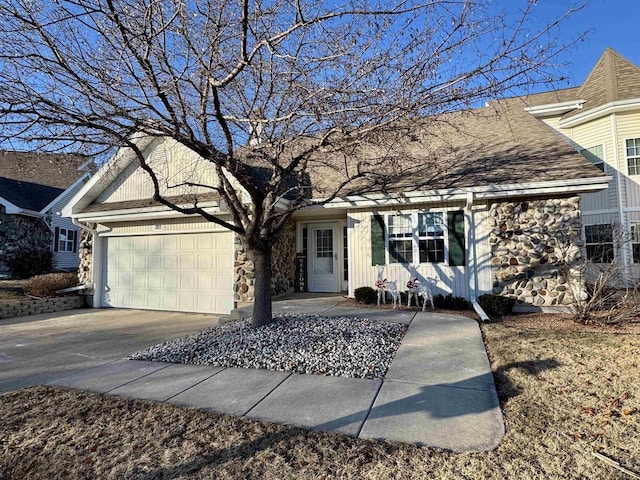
(433, 293), (471, 310)
(354, 286), (377, 304)
(9, 250), (53, 279)
(25, 272), (78, 298)
(478, 294), (515, 319)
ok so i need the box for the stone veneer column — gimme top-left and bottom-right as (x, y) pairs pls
(489, 196), (585, 307)
(234, 219), (297, 304)
(77, 225), (94, 286)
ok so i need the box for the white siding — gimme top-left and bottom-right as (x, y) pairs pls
(563, 116), (620, 214)
(582, 212), (619, 226)
(96, 138), (221, 203)
(473, 203), (493, 295)
(346, 202), (473, 299)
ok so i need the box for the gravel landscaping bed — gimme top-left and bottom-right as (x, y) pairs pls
(129, 314), (407, 379)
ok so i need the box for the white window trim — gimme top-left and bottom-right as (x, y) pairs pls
(625, 137), (640, 177)
(580, 143), (607, 173)
(385, 210), (449, 266)
(583, 223), (615, 263)
(631, 222), (640, 264)
(58, 227), (75, 253)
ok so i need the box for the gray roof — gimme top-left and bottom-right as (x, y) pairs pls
(0, 150), (87, 189)
(0, 176), (64, 211)
(300, 99), (606, 199)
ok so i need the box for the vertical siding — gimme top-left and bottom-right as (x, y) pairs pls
(582, 212), (619, 226)
(347, 202), (471, 299)
(473, 203), (493, 295)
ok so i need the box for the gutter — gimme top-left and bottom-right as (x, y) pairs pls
(465, 192), (490, 322)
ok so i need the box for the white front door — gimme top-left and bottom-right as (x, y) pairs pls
(308, 223), (339, 292)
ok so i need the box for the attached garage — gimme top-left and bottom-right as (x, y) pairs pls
(102, 231), (234, 314)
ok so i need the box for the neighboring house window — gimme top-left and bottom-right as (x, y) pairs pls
(631, 223), (640, 263)
(55, 227), (77, 253)
(418, 212), (445, 263)
(388, 214), (413, 263)
(584, 224), (614, 263)
(627, 138), (640, 176)
(580, 144), (605, 172)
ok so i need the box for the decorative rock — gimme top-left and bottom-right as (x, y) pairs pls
(129, 315), (408, 380)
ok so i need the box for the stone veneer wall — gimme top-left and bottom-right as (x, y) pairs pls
(489, 196), (585, 307)
(234, 219), (297, 303)
(0, 295), (86, 319)
(0, 207), (52, 275)
(77, 226), (94, 286)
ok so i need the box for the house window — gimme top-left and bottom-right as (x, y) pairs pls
(627, 138), (640, 176)
(388, 214), (413, 263)
(631, 223), (640, 263)
(57, 228), (76, 253)
(584, 224), (614, 263)
(418, 212), (445, 263)
(580, 144), (605, 172)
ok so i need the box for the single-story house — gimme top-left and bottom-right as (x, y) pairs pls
(62, 91), (610, 314)
(0, 151), (92, 277)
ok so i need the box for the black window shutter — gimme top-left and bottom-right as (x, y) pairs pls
(54, 227), (60, 252)
(371, 215), (386, 266)
(73, 230), (78, 253)
(447, 210), (466, 267)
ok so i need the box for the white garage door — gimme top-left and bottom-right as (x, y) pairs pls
(103, 232), (234, 314)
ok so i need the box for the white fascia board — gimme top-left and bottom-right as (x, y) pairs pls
(316, 176), (611, 209)
(60, 134), (156, 218)
(0, 196), (44, 217)
(559, 98), (640, 128)
(524, 99), (585, 118)
(0, 196), (21, 214)
(72, 203), (224, 223)
(40, 171), (91, 215)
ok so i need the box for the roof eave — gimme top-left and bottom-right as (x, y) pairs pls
(559, 98), (640, 128)
(314, 176), (611, 209)
(524, 100), (586, 118)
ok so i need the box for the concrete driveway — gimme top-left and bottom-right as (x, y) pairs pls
(0, 308), (220, 394)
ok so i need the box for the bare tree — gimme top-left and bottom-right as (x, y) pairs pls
(0, 0), (582, 327)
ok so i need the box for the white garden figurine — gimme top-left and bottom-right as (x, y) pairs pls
(406, 277), (435, 311)
(375, 265), (400, 309)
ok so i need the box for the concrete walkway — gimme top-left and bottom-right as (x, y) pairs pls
(46, 304), (504, 452)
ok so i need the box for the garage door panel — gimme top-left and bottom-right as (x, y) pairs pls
(104, 232), (233, 314)
(180, 255), (197, 270)
(164, 274), (179, 290)
(148, 255), (163, 270)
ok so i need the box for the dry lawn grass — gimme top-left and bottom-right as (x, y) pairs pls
(1, 318), (639, 479)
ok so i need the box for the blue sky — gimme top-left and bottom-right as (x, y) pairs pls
(525, 0), (639, 89)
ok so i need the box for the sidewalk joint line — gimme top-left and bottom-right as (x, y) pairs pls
(104, 362), (172, 393)
(242, 370), (294, 417)
(163, 366), (227, 402)
(355, 378), (384, 439)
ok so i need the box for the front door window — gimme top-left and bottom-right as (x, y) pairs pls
(314, 228), (334, 274)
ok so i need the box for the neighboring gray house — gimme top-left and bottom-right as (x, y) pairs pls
(0, 151), (92, 277)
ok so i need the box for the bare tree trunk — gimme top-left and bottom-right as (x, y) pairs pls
(248, 243), (274, 328)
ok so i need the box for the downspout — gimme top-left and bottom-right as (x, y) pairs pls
(610, 114), (630, 286)
(466, 192), (490, 321)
